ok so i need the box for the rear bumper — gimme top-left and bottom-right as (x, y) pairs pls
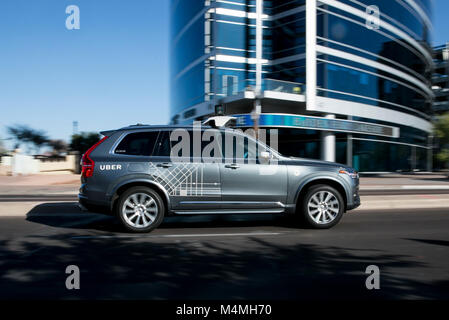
(78, 194), (111, 214)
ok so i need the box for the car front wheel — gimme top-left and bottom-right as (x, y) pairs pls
(301, 184), (344, 229)
(116, 186), (165, 233)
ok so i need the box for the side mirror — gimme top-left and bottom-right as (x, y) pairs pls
(260, 151), (272, 162)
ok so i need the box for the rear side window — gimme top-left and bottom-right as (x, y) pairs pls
(153, 131), (171, 157)
(153, 130), (223, 159)
(114, 131), (159, 156)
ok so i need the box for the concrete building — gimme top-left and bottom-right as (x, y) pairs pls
(170, 0), (433, 172)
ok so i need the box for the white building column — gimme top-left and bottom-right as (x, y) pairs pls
(321, 114), (336, 162)
(255, 0), (263, 94)
(306, 0), (317, 111)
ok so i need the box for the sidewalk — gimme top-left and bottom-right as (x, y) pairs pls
(360, 173), (449, 189)
(0, 174), (80, 195)
(356, 194), (449, 211)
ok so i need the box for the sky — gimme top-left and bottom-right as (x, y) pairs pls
(0, 0), (448, 150)
(0, 0), (170, 149)
(433, 0), (449, 45)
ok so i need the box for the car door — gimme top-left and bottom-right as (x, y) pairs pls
(219, 131), (288, 210)
(150, 129), (221, 211)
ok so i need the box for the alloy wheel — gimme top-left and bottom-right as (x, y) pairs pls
(307, 190), (340, 224)
(121, 192), (158, 228)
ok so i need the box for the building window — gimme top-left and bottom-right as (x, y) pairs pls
(222, 75), (238, 96)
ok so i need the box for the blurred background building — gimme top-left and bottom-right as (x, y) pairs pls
(170, 0), (433, 172)
(433, 43), (449, 115)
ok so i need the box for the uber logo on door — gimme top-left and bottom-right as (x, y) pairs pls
(100, 164), (122, 171)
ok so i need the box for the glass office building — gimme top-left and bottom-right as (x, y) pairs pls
(170, 0), (433, 172)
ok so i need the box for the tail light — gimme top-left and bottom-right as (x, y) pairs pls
(81, 136), (108, 178)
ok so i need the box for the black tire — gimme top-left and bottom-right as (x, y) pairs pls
(115, 186), (165, 233)
(300, 184), (344, 229)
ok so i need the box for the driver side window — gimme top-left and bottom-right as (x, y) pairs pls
(222, 132), (258, 163)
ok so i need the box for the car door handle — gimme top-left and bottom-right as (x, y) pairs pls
(157, 162), (172, 168)
(224, 163), (240, 169)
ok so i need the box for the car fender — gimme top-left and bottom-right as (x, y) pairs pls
(292, 172), (351, 206)
(108, 174), (171, 210)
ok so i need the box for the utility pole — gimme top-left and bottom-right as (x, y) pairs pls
(72, 121), (79, 135)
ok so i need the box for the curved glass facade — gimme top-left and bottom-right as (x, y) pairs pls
(315, 0), (433, 121)
(170, 0), (433, 172)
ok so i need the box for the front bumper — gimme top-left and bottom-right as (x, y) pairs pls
(346, 185), (361, 210)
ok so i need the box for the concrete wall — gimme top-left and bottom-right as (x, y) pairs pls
(0, 154), (77, 175)
(39, 155), (76, 172)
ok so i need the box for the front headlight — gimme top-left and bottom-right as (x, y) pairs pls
(339, 168), (359, 179)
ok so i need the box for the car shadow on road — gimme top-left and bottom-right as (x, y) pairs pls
(26, 202), (307, 233)
(1, 231), (448, 300)
(26, 202), (122, 232)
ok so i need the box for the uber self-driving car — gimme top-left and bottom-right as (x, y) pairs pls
(78, 119), (360, 232)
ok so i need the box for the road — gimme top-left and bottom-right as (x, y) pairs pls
(0, 202), (448, 300)
(3, 188), (449, 202)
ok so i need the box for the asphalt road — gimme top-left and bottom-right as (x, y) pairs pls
(2, 188), (449, 202)
(0, 203), (448, 300)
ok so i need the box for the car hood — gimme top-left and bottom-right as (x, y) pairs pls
(281, 156), (345, 168)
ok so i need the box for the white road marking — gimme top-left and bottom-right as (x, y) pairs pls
(71, 232), (281, 240)
(400, 185), (449, 190)
(361, 185), (449, 190)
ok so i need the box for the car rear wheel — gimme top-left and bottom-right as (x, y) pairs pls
(116, 186), (165, 233)
(301, 184), (344, 229)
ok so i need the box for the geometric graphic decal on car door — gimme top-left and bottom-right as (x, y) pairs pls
(149, 162), (220, 197)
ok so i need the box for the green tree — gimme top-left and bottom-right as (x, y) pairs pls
(434, 112), (449, 167)
(70, 132), (100, 155)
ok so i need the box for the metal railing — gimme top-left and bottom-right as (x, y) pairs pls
(217, 78), (305, 98)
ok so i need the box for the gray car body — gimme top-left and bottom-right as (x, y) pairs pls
(78, 125), (360, 215)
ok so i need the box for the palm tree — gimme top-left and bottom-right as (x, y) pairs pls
(0, 136), (7, 155)
(434, 112), (449, 169)
(47, 139), (68, 155)
(70, 132), (100, 154)
(7, 125), (49, 154)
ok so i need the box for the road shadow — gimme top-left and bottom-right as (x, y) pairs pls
(410, 177), (449, 183)
(0, 232), (448, 300)
(26, 203), (122, 232)
(26, 202), (307, 233)
(405, 238), (449, 247)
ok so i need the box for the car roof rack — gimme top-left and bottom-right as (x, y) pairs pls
(129, 123), (150, 127)
(202, 116), (237, 128)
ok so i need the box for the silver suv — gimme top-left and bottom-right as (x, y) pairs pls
(78, 123), (360, 232)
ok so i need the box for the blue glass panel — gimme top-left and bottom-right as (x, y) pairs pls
(338, 0), (430, 42)
(317, 62), (431, 115)
(318, 10), (431, 75)
(171, 19), (204, 77)
(216, 22), (248, 49)
(171, 64), (205, 115)
(171, 0), (205, 38)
